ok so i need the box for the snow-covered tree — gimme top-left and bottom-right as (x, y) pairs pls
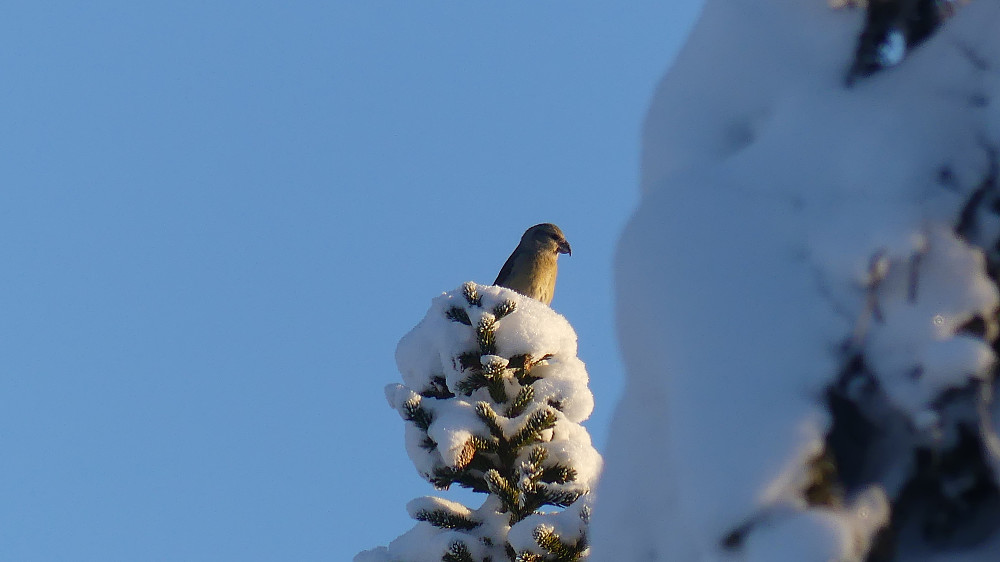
(357, 282), (601, 562)
(593, 0), (1000, 561)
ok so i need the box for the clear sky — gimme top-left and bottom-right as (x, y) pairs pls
(0, 2), (698, 560)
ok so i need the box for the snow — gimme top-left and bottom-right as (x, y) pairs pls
(406, 495), (474, 521)
(525, 356), (594, 423)
(358, 507), (506, 562)
(877, 29), (906, 67)
(394, 284), (581, 395)
(594, 0), (1000, 560)
(507, 497), (592, 557)
(360, 283), (600, 561)
(742, 509), (855, 562)
(394, 291), (478, 393)
(864, 227), (998, 415)
(737, 489), (890, 562)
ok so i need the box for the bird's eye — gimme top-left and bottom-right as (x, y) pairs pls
(549, 233), (560, 241)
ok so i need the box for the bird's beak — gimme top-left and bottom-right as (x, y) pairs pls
(558, 240), (572, 256)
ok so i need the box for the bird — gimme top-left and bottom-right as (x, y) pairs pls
(493, 223), (572, 305)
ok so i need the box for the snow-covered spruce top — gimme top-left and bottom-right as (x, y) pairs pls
(363, 282), (601, 562)
(394, 282), (593, 426)
(388, 282), (598, 489)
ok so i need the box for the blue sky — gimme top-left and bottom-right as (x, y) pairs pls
(0, 2), (698, 560)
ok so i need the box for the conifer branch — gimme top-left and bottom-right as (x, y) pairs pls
(462, 282), (482, 307)
(486, 469), (520, 514)
(487, 376), (508, 404)
(493, 299), (516, 319)
(456, 370), (488, 396)
(443, 540), (475, 562)
(540, 464), (576, 484)
(507, 354), (531, 371)
(509, 408), (558, 450)
(528, 446), (547, 468)
(457, 352), (481, 372)
(481, 356), (509, 404)
(431, 466), (488, 493)
(476, 402), (505, 439)
(509, 354), (543, 386)
(517, 447), (548, 497)
(413, 508), (481, 531)
(469, 434), (499, 454)
(482, 356), (508, 377)
(428, 469), (458, 491)
(535, 485), (582, 508)
(403, 398), (433, 432)
(421, 375), (455, 399)
(505, 386), (535, 418)
(477, 314), (498, 356)
(446, 306), (472, 326)
(532, 525), (585, 561)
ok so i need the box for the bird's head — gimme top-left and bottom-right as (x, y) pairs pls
(521, 223), (571, 256)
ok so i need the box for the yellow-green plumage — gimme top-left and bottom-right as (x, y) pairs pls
(493, 223), (571, 305)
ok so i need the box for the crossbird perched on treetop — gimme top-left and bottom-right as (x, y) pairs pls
(493, 223), (571, 306)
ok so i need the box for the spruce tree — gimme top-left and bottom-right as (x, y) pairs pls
(357, 282), (601, 562)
